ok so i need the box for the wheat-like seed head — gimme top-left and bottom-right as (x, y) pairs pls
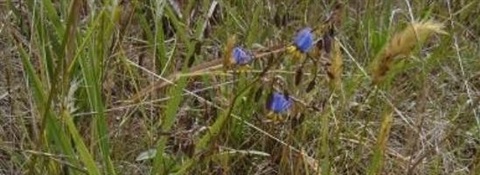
(386, 20), (446, 57)
(223, 35), (237, 70)
(371, 20), (447, 85)
(328, 39), (343, 90)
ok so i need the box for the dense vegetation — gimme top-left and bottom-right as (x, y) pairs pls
(1, 0), (479, 174)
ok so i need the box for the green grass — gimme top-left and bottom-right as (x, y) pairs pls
(1, 0), (480, 174)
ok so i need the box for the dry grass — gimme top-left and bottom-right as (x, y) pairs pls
(370, 20), (446, 85)
(1, 0), (480, 175)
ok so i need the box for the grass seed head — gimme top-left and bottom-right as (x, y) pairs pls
(223, 35), (237, 70)
(328, 40), (343, 90)
(371, 20), (447, 85)
(386, 20), (446, 57)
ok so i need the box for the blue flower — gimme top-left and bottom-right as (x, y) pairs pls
(267, 92), (293, 113)
(232, 47), (253, 65)
(293, 28), (314, 53)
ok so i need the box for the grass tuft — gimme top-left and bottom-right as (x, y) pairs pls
(1, 1), (479, 174)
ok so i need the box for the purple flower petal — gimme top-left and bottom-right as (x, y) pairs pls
(267, 92), (293, 113)
(294, 28), (314, 53)
(232, 47), (253, 65)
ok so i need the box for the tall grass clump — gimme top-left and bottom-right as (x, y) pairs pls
(1, 0), (480, 175)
